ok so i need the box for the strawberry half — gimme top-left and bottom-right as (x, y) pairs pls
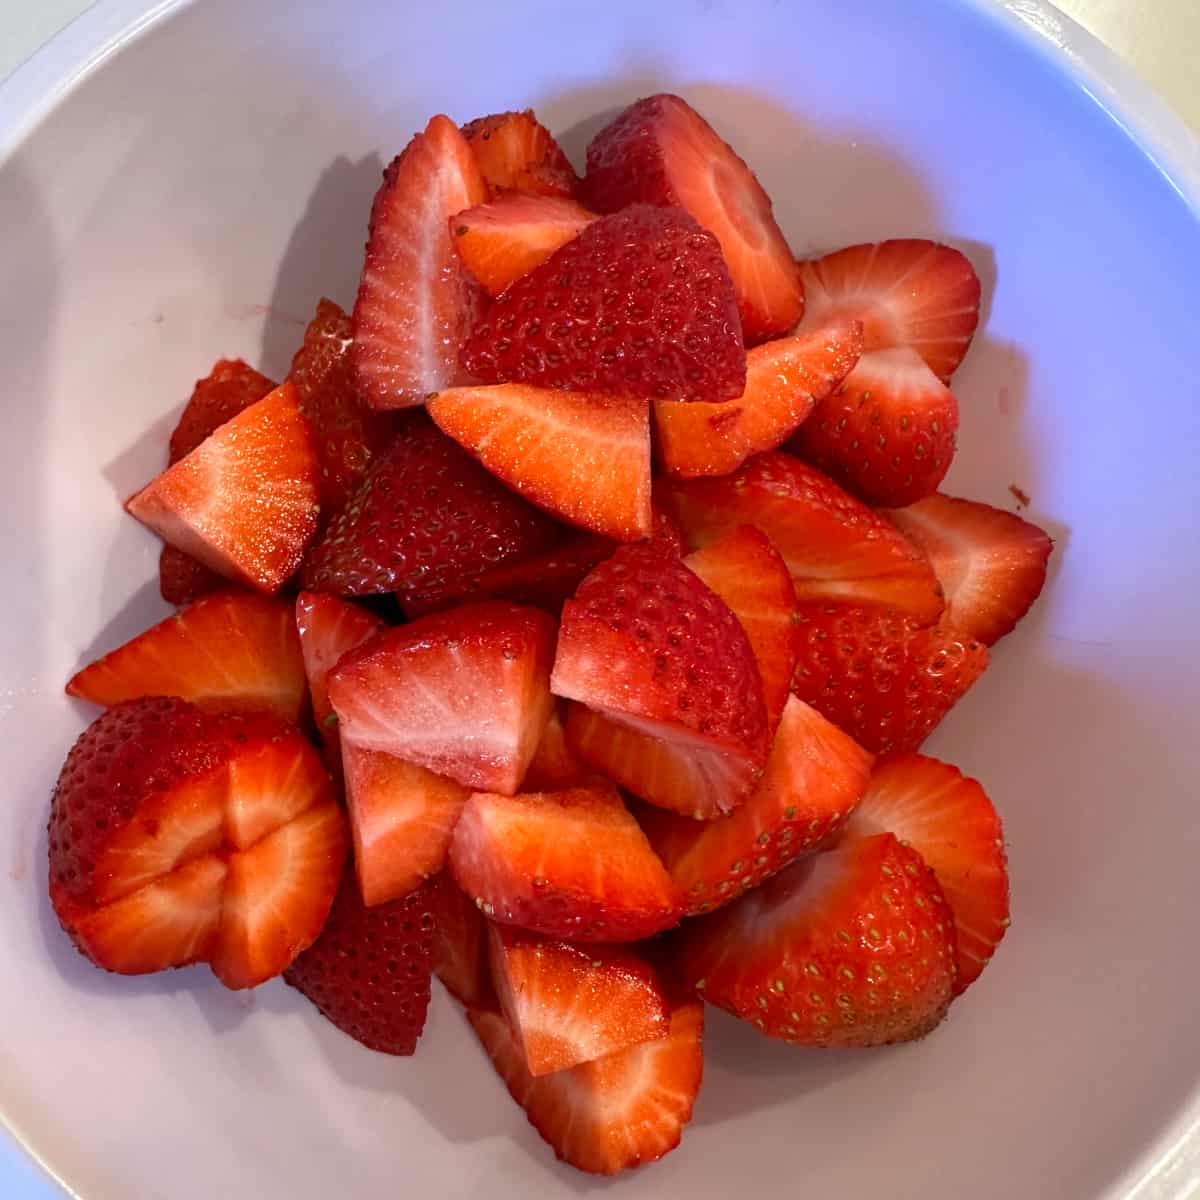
(640, 695), (873, 916)
(788, 347), (960, 507)
(284, 872), (435, 1054)
(488, 924), (669, 1075)
(448, 784), (680, 941)
(676, 831), (956, 1045)
(428, 872), (491, 1007)
(842, 753), (1009, 994)
(796, 239), (981, 382)
(328, 601), (555, 794)
(662, 451), (944, 623)
(67, 592), (307, 723)
(352, 115), (489, 409)
(127, 383), (321, 595)
(654, 319), (863, 478)
(460, 204), (746, 403)
(790, 603), (989, 755)
(451, 193), (595, 296)
(460, 110), (580, 198)
(428, 384), (651, 540)
(585, 94), (804, 342)
(468, 989), (703, 1175)
(883, 492), (1054, 645)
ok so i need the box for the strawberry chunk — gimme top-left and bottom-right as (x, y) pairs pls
(428, 385), (651, 540)
(159, 545), (226, 607)
(460, 204), (746, 403)
(448, 784), (680, 941)
(662, 451), (944, 623)
(654, 320), (863, 478)
(67, 592), (307, 723)
(352, 115), (489, 409)
(676, 832), (956, 1045)
(522, 702), (592, 791)
(585, 94), (803, 342)
(428, 872), (491, 1007)
(328, 601), (555, 794)
(883, 493), (1054, 645)
(460, 110), (580, 198)
(169, 358), (277, 463)
(127, 383), (321, 595)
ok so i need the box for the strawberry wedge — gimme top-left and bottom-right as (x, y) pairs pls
(460, 110), (580, 198)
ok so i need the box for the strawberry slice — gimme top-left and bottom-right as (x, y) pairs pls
(585, 94), (803, 342)
(428, 385), (651, 540)
(300, 414), (559, 604)
(328, 601), (555, 794)
(639, 696), (873, 916)
(791, 603), (989, 755)
(284, 872), (436, 1054)
(788, 347), (960, 507)
(796, 239), (981, 382)
(676, 831), (956, 1045)
(843, 753), (1008, 995)
(488, 924), (669, 1075)
(448, 784), (680, 941)
(460, 110), (580, 198)
(654, 320), (863, 478)
(352, 115), (489, 409)
(460, 204), (746, 403)
(883, 493), (1054, 645)
(451, 194), (595, 296)
(428, 872), (491, 1007)
(159, 545), (226, 607)
(662, 451), (944, 622)
(66, 592), (307, 723)
(522, 702), (592, 791)
(127, 383), (321, 595)
(468, 989), (703, 1175)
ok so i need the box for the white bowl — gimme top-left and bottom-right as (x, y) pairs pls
(3, 1), (1200, 1196)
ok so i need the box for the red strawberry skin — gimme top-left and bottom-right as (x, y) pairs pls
(160, 545), (226, 607)
(461, 204), (746, 403)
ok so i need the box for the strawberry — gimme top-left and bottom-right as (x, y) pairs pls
(327, 601), (555, 794)
(882, 493), (1054, 645)
(662, 451), (944, 623)
(428, 872), (491, 1007)
(428, 384), (651, 540)
(352, 115), (489, 409)
(451, 194), (595, 296)
(584, 94), (803, 342)
(460, 204), (746, 403)
(283, 872), (435, 1054)
(796, 239), (981, 382)
(460, 110), (580, 198)
(127, 383), (321, 595)
(488, 924), (669, 1075)
(654, 320), (863, 478)
(788, 347), (959, 507)
(66, 592), (307, 723)
(159, 545), (226, 607)
(551, 542), (769, 816)
(468, 989), (703, 1175)
(790, 603), (989, 755)
(448, 784), (680, 941)
(300, 414), (559, 604)
(522, 702), (592, 790)
(675, 831), (957, 1045)
(168, 358), (277, 463)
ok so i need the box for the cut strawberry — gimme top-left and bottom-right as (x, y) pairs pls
(460, 204), (746, 403)
(585, 94), (803, 342)
(522, 702), (592, 791)
(468, 990), (703, 1175)
(882, 493), (1054, 645)
(284, 872), (436, 1054)
(460, 110), (580, 198)
(428, 384), (651, 540)
(159, 545), (226, 607)
(168, 358), (278, 463)
(790, 603), (989, 755)
(662, 451), (944, 623)
(488, 924), (669, 1075)
(796, 239), (981, 382)
(448, 784), (680, 941)
(428, 872), (491, 1007)
(676, 831), (956, 1045)
(66, 592), (307, 723)
(788, 347), (960, 507)
(352, 115), (489, 409)
(640, 695), (873, 916)
(127, 383), (321, 595)
(842, 753), (1009, 994)
(327, 601), (555, 794)
(654, 320), (863, 478)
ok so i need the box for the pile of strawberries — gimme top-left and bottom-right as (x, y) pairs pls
(50, 96), (1054, 1176)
